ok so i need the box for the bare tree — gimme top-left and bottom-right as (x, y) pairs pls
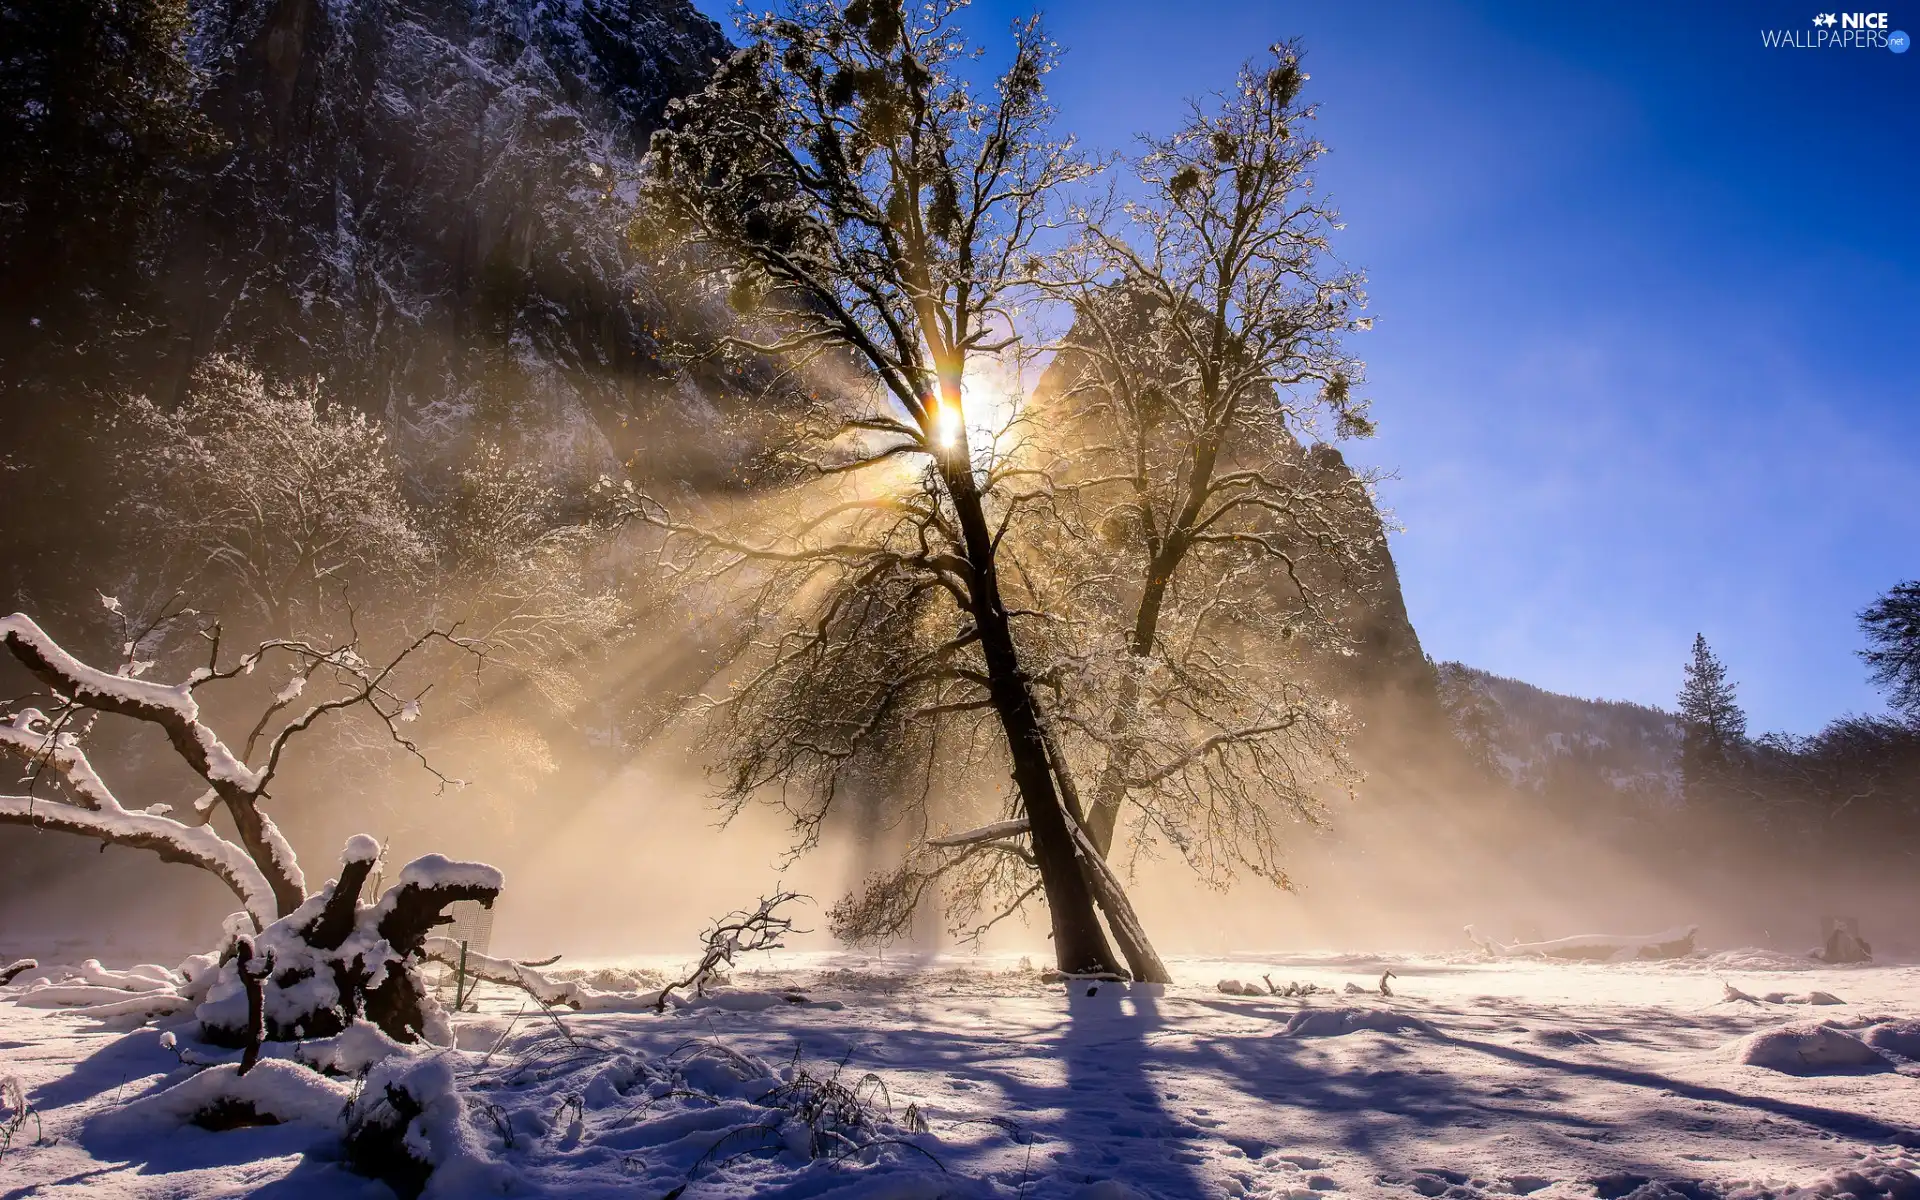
(634, 0), (1137, 976)
(1044, 44), (1377, 872)
(113, 356), (429, 638)
(824, 46), (1382, 974)
(103, 358), (639, 829)
(0, 604), (472, 923)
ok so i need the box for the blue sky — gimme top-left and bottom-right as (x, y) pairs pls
(689, 0), (1919, 733)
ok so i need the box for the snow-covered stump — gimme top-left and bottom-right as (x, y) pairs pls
(1816, 916), (1874, 964)
(195, 837), (502, 1049)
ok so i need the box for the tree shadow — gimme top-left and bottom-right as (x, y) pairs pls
(1050, 980), (1215, 1197)
(1440, 1031), (1919, 1145)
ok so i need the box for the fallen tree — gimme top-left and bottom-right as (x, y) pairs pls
(1464, 924), (1700, 962)
(0, 607), (505, 1043)
(0, 607), (471, 927)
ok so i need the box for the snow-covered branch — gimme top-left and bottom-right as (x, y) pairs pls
(0, 609), (478, 923)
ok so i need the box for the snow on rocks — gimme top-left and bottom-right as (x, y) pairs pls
(1727, 1021), (1894, 1075)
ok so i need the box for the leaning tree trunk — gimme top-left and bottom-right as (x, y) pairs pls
(943, 462), (1124, 979)
(1039, 717), (1173, 984)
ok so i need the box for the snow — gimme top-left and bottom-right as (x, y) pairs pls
(295, 1019), (407, 1076)
(0, 620), (289, 924)
(930, 818), (1033, 847)
(393, 854), (506, 894)
(90, 1060), (354, 1140)
(0, 948), (1904, 1190)
(1729, 1023), (1894, 1075)
(0, 613), (265, 794)
(342, 833), (383, 864)
(1865, 1020), (1920, 1062)
(1467, 924), (1699, 961)
(1279, 1006), (1437, 1037)
(1, 950), (1917, 1197)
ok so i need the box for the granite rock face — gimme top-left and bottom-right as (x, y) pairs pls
(157, 0), (731, 469)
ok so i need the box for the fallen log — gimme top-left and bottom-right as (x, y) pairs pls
(1465, 924), (1699, 962)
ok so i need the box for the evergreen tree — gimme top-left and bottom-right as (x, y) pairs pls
(1860, 580), (1920, 720)
(1677, 633), (1746, 797)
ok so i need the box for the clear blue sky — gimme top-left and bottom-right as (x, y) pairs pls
(689, 0), (1919, 733)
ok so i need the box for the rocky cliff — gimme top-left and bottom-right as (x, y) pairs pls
(157, 0), (729, 468)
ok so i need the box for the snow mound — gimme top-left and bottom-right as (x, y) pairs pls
(1282, 1007), (1436, 1038)
(295, 1019), (408, 1076)
(347, 1052), (513, 1199)
(342, 834), (382, 864)
(92, 1060), (351, 1140)
(683, 989), (843, 1013)
(1694, 947), (1825, 972)
(1728, 1022), (1894, 1075)
(1721, 1147), (1920, 1198)
(1862, 1019), (1920, 1061)
(549, 964), (669, 992)
(391, 854), (503, 894)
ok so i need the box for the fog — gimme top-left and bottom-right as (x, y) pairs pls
(8, 676), (1913, 969)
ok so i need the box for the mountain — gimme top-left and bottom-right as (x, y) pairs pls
(2, 0), (1442, 737)
(161, 0), (730, 468)
(1438, 661), (1681, 801)
(0, 0), (741, 611)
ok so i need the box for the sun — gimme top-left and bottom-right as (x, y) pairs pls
(935, 400), (963, 448)
(938, 373), (1016, 450)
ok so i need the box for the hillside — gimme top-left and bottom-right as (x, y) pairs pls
(1439, 662), (1682, 801)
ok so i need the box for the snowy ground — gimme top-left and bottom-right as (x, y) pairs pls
(2, 950), (1916, 1199)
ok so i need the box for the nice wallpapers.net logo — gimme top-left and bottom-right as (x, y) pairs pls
(1763, 11), (1911, 50)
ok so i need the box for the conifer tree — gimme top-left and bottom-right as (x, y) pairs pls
(1860, 580), (1920, 721)
(1677, 633), (1745, 797)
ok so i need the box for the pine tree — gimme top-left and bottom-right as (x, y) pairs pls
(1677, 633), (1746, 797)
(1860, 580), (1920, 721)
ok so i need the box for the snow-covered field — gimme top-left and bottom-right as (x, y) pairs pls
(2, 950), (1916, 1199)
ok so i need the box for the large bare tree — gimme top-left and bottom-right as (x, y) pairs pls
(817, 46), (1385, 976)
(633, 0), (1143, 976)
(1046, 43), (1380, 870)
